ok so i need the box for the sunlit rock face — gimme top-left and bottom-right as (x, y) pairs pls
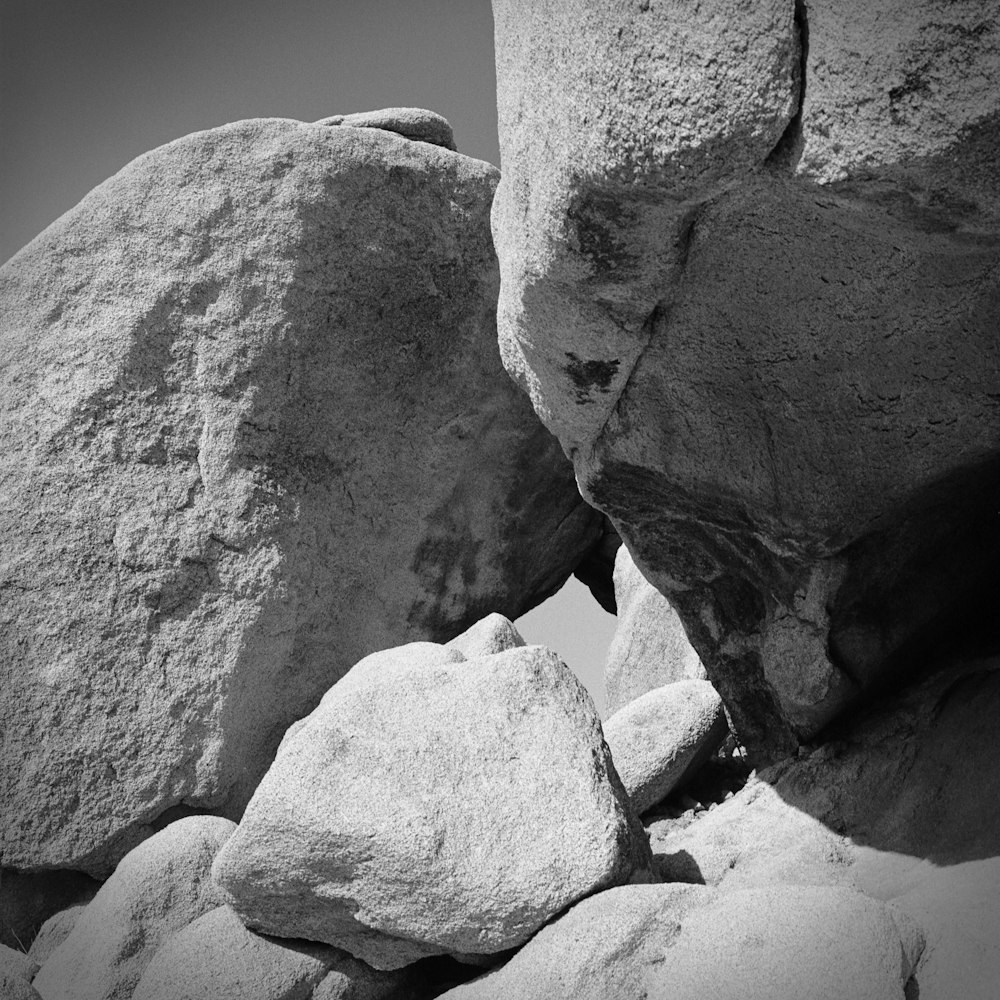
(492, 0), (1000, 757)
(0, 116), (600, 875)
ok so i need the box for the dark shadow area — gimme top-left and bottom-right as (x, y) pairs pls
(0, 867), (100, 951)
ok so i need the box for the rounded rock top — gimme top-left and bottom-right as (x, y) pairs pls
(313, 107), (456, 150)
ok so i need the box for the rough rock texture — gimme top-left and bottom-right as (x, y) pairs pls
(131, 905), (404, 1000)
(33, 817), (235, 1000)
(0, 870), (99, 952)
(439, 882), (918, 1000)
(603, 679), (728, 814)
(0, 115), (601, 874)
(650, 655), (1000, 1000)
(212, 643), (650, 970)
(0, 943), (39, 985)
(604, 546), (704, 716)
(492, 0), (1000, 757)
(445, 612), (525, 658)
(1, 974), (43, 1000)
(315, 108), (456, 150)
(27, 906), (87, 968)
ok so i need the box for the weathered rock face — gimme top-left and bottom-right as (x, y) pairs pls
(651, 655), (1000, 1000)
(212, 643), (650, 970)
(439, 882), (919, 1000)
(492, 0), (1000, 757)
(604, 546), (704, 716)
(33, 817), (235, 1000)
(0, 115), (601, 874)
(314, 107), (457, 150)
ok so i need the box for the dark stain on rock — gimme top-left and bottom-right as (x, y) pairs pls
(565, 352), (620, 397)
(566, 188), (640, 278)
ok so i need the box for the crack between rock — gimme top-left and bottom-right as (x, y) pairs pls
(588, 206), (702, 458)
(766, 0), (809, 170)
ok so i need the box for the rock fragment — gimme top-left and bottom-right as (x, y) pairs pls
(315, 107), (456, 150)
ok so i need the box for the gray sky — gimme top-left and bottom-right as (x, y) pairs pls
(1, 0), (616, 712)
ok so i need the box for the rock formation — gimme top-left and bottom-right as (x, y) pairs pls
(492, 0), (1000, 758)
(0, 114), (600, 877)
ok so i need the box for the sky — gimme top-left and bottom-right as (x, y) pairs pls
(1, 0), (618, 713)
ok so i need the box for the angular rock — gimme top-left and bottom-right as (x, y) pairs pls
(315, 107), (456, 150)
(571, 515), (621, 614)
(0, 115), (600, 873)
(33, 817), (235, 1000)
(131, 905), (403, 1000)
(445, 612), (525, 658)
(439, 882), (917, 1000)
(603, 679), (728, 814)
(492, 0), (1000, 757)
(604, 546), (704, 715)
(27, 906), (87, 968)
(651, 656), (1000, 1000)
(212, 643), (650, 969)
(0, 944), (39, 986)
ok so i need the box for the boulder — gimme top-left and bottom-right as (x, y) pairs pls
(651, 655), (1000, 1000)
(603, 679), (728, 814)
(212, 643), (650, 969)
(604, 546), (704, 715)
(445, 612), (525, 658)
(492, 0), (1000, 757)
(27, 906), (87, 967)
(33, 817), (235, 1000)
(439, 882), (918, 1000)
(0, 114), (601, 874)
(131, 905), (404, 1000)
(314, 107), (456, 150)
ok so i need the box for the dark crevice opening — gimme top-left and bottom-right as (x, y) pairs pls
(766, 0), (809, 170)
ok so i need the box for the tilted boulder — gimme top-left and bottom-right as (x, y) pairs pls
(0, 114), (600, 874)
(492, 0), (1000, 757)
(603, 679), (728, 814)
(212, 642), (650, 970)
(33, 817), (235, 1000)
(439, 882), (919, 1000)
(604, 546), (704, 716)
(131, 905), (404, 1000)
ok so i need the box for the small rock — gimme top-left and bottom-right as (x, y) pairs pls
(132, 905), (403, 1000)
(603, 679), (729, 814)
(34, 817), (236, 1000)
(446, 613), (526, 658)
(1, 972), (43, 1000)
(0, 943), (39, 984)
(314, 107), (456, 150)
(212, 644), (649, 969)
(27, 906), (88, 967)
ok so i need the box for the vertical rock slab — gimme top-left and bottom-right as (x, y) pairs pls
(604, 545), (704, 716)
(492, 0), (1000, 756)
(0, 116), (601, 875)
